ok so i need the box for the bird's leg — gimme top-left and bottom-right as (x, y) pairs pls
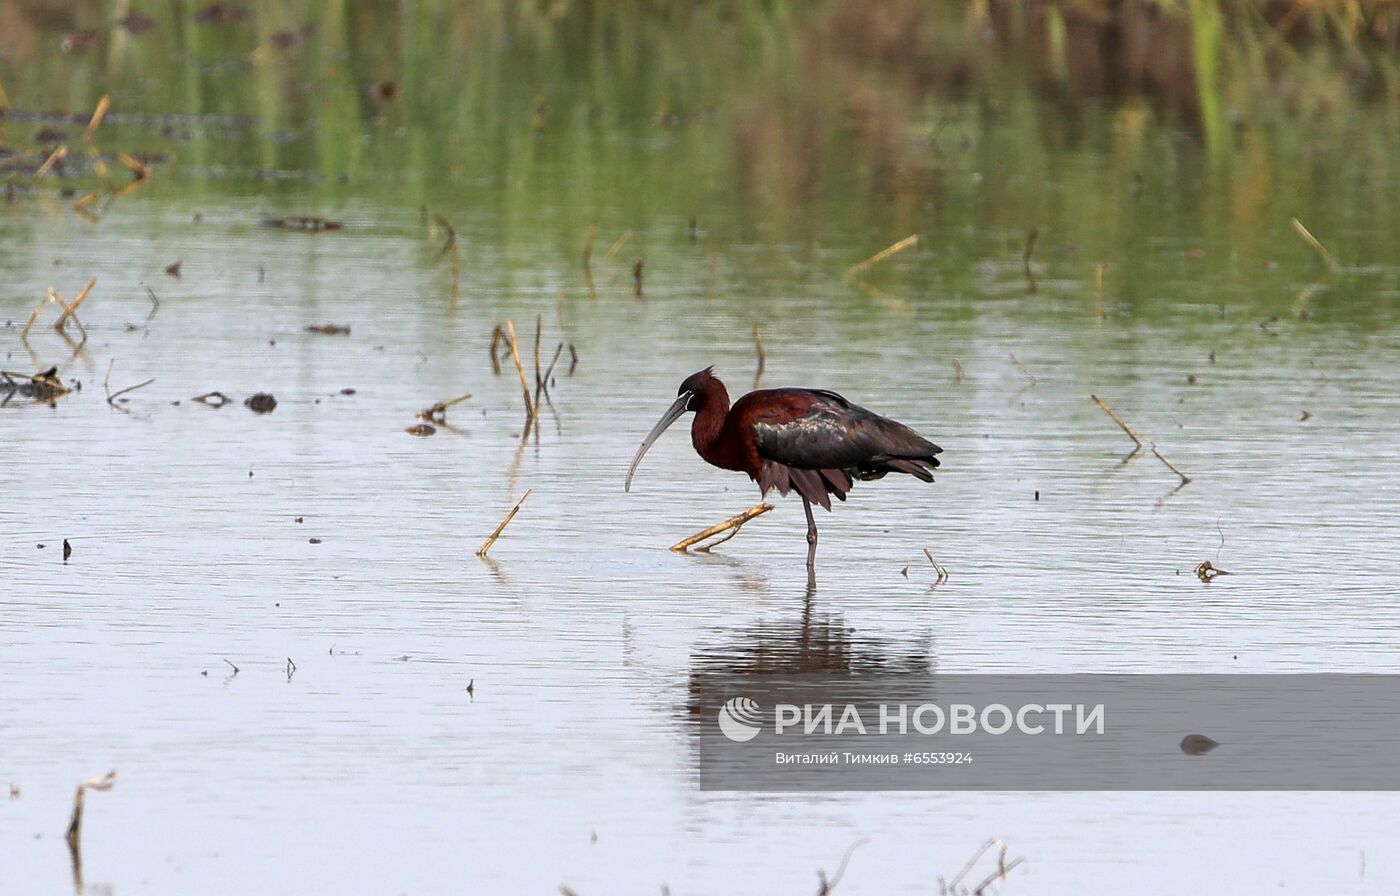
(801, 495), (818, 574)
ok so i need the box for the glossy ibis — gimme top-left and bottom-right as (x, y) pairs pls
(626, 367), (942, 572)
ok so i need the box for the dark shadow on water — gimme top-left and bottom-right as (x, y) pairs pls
(690, 583), (935, 677)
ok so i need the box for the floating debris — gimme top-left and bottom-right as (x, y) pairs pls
(164, 260), (181, 277)
(1181, 733), (1219, 755)
(406, 423), (436, 437)
(1195, 560), (1230, 583)
(1, 367), (71, 403)
(305, 324), (350, 335)
(263, 216), (343, 232)
(192, 391), (231, 407)
(416, 392), (471, 425)
(63, 539), (72, 562)
(244, 393), (277, 414)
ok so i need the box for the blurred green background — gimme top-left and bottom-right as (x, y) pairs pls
(2, 0), (1397, 320)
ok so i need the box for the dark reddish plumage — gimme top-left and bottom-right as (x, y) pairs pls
(625, 367), (942, 573)
(683, 369), (941, 509)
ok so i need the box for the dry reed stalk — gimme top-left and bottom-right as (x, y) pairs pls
(35, 145), (68, 177)
(84, 95), (111, 137)
(1023, 228), (1039, 293)
(477, 489), (532, 557)
(65, 770), (116, 850)
(582, 221), (597, 267)
(417, 392), (473, 423)
(1090, 394), (1144, 447)
(504, 320), (535, 424)
(1291, 217), (1338, 271)
(604, 230), (631, 260)
(1151, 445), (1191, 484)
(533, 314), (543, 395)
(540, 342), (564, 399)
(1094, 262), (1106, 321)
(103, 359), (154, 405)
(923, 548), (949, 584)
(817, 838), (868, 895)
(54, 277), (95, 331)
(752, 323), (766, 388)
(845, 234), (918, 278)
(670, 504), (773, 553)
(489, 325), (504, 374)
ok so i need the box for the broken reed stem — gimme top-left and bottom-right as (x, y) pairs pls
(604, 230), (631, 260)
(477, 489), (531, 557)
(85, 95), (111, 138)
(1090, 394), (1144, 447)
(582, 221), (597, 268)
(947, 839), (999, 893)
(845, 234), (918, 278)
(540, 342), (564, 396)
(952, 359), (965, 385)
(817, 838), (869, 895)
(35, 145), (68, 177)
(417, 392), (473, 423)
(1151, 445), (1191, 485)
(504, 321), (536, 424)
(65, 770), (116, 850)
(55, 278), (96, 331)
(1291, 217), (1338, 272)
(1009, 353), (1037, 385)
(24, 287), (88, 342)
(568, 343), (579, 376)
(1094, 262), (1106, 321)
(923, 548), (949, 584)
(670, 503), (773, 553)
(971, 852), (1025, 895)
(102, 359), (157, 405)
(433, 215), (457, 258)
(1023, 227), (1039, 293)
(533, 314), (543, 395)
(489, 325), (504, 375)
(752, 323), (766, 388)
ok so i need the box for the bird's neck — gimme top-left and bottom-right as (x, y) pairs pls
(690, 381), (733, 465)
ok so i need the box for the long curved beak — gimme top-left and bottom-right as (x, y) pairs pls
(625, 393), (692, 492)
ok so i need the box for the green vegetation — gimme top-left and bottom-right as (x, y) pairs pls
(1, 1), (1396, 321)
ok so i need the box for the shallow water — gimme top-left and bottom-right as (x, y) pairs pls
(4, 4), (1400, 894)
